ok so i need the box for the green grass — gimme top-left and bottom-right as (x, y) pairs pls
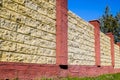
(61, 73), (120, 80)
(40, 73), (120, 80)
(13, 73), (120, 80)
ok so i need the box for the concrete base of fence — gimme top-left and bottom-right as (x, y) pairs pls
(0, 62), (120, 79)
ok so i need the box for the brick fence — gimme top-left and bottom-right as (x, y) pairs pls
(0, 0), (120, 79)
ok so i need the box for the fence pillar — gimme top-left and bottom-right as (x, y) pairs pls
(89, 20), (100, 67)
(56, 0), (68, 65)
(106, 33), (114, 67)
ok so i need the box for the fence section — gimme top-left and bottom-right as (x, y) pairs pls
(0, 0), (120, 79)
(100, 32), (111, 66)
(68, 11), (95, 65)
(0, 0), (56, 64)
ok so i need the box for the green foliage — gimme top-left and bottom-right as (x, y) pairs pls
(115, 12), (120, 42)
(99, 6), (120, 42)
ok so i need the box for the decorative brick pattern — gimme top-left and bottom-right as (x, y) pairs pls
(114, 44), (120, 68)
(106, 33), (115, 67)
(68, 11), (95, 65)
(100, 32), (111, 66)
(0, 0), (56, 64)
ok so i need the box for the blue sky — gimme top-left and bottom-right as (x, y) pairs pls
(68, 0), (120, 21)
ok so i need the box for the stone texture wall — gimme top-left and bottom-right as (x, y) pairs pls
(100, 32), (111, 66)
(68, 11), (95, 65)
(114, 44), (120, 68)
(1, 0), (120, 79)
(0, 0), (56, 64)
(0, 0), (120, 67)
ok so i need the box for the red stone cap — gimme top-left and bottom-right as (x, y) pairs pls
(89, 20), (100, 28)
(89, 20), (100, 23)
(106, 32), (113, 35)
(117, 42), (120, 46)
(106, 32), (114, 39)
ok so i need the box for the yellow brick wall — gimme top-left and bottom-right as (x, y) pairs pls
(0, 0), (119, 66)
(114, 44), (120, 68)
(100, 32), (111, 66)
(68, 11), (95, 65)
(0, 0), (56, 64)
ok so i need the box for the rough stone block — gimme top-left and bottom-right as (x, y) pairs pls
(3, 0), (18, 11)
(0, 8), (11, 19)
(0, 40), (16, 51)
(0, 18), (18, 31)
(16, 33), (26, 43)
(37, 47), (55, 56)
(0, 29), (17, 41)
(31, 28), (55, 41)
(25, 0), (38, 11)
(16, 43), (33, 54)
(17, 24), (31, 35)
(13, 0), (25, 5)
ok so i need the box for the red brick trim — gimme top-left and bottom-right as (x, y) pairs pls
(106, 33), (115, 67)
(0, 62), (60, 79)
(1, 62), (120, 79)
(89, 20), (100, 66)
(56, 0), (68, 65)
(68, 65), (116, 77)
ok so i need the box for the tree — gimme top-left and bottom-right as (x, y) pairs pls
(115, 12), (120, 42)
(99, 6), (120, 42)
